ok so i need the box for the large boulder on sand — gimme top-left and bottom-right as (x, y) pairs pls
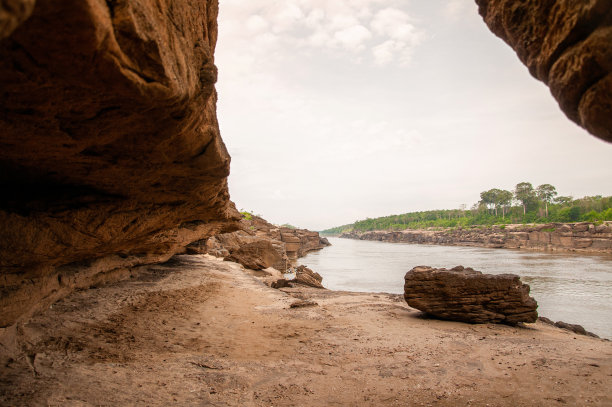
(404, 266), (537, 324)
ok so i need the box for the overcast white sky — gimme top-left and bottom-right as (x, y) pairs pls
(215, 0), (612, 231)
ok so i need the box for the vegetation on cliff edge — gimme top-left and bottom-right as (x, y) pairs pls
(321, 182), (612, 234)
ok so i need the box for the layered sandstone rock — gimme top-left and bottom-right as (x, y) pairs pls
(0, 0), (239, 327)
(341, 221), (612, 254)
(192, 215), (330, 271)
(476, 0), (612, 142)
(404, 266), (538, 324)
(224, 240), (284, 271)
(294, 265), (325, 289)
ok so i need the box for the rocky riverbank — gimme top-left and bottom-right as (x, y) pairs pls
(340, 222), (612, 254)
(1, 254), (610, 406)
(186, 215), (330, 270)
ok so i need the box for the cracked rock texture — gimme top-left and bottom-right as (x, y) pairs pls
(404, 265), (538, 324)
(0, 0), (238, 327)
(476, 0), (612, 142)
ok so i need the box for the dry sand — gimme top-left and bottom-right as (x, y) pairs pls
(1, 254), (610, 406)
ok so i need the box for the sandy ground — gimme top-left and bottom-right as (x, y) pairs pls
(0, 255), (610, 406)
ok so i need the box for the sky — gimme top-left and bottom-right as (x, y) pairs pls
(215, 0), (612, 231)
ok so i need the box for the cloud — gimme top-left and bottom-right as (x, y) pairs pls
(443, 0), (471, 21)
(245, 15), (269, 33)
(370, 8), (424, 65)
(217, 1), (425, 68)
(333, 25), (372, 51)
(372, 40), (398, 66)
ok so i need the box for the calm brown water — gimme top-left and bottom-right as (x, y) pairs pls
(303, 237), (612, 339)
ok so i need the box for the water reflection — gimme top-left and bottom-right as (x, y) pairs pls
(302, 237), (612, 339)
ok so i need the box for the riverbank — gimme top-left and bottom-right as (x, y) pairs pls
(338, 221), (612, 254)
(2, 255), (610, 406)
(187, 214), (330, 270)
(302, 237), (612, 338)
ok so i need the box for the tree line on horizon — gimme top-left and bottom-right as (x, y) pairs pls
(321, 182), (612, 234)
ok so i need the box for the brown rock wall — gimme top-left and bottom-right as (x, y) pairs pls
(0, 0), (35, 39)
(476, 0), (612, 142)
(0, 0), (239, 327)
(224, 240), (284, 271)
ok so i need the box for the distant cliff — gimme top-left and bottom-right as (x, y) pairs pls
(341, 222), (612, 254)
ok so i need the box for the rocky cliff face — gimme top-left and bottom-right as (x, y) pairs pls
(341, 222), (612, 254)
(0, 0), (239, 327)
(1, 0), (609, 328)
(476, 0), (612, 142)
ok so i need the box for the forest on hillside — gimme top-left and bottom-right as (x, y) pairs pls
(321, 182), (612, 234)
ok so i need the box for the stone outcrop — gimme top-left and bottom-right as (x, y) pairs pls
(341, 222), (612, 254)
(243, 215), (331, 260)
(476, 0), (612, 142)
(538, 317), (600, 338)
(270, 266), (325, 290)
(404, 266), (538, 324)
(293, 265), (324, 289)
(271, 278), (293, 289)
(223, 240), (283, 271)
(0, 1), (239, 327)
(190, 215), (330, 271)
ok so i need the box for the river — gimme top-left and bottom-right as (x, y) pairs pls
(302, 237), (612, 339)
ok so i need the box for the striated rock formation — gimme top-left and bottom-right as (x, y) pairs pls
(190, 215), (330, 271)
(476, 0), (612, 142)
(223, 240), (283, 271)
(293, 265), (324, 289)
(404, 265), (538, 324)
(341, 221), (612, 254)
(0, 0), (239, 327)
(270, 266), (325, 290)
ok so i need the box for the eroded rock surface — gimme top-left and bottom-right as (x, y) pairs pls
(341, 222), (612, 254)
(0, 0), (238, 326)
(476, 0), (612, 142)
(223, 240), (284, 271)
(404, 265), (538, 324)
(538, 316), (600, 338)
(0, 0), (35, 39)
(190, 215), (330, 271)
(294, 265), (324, 289)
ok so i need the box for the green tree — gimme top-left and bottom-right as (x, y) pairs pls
(480, 189), (497, 215)
(514, 182), (536, 216)
(554, 196), (573, 206)
(536, 184), (557, 217)
(495, 189), (513, 219)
